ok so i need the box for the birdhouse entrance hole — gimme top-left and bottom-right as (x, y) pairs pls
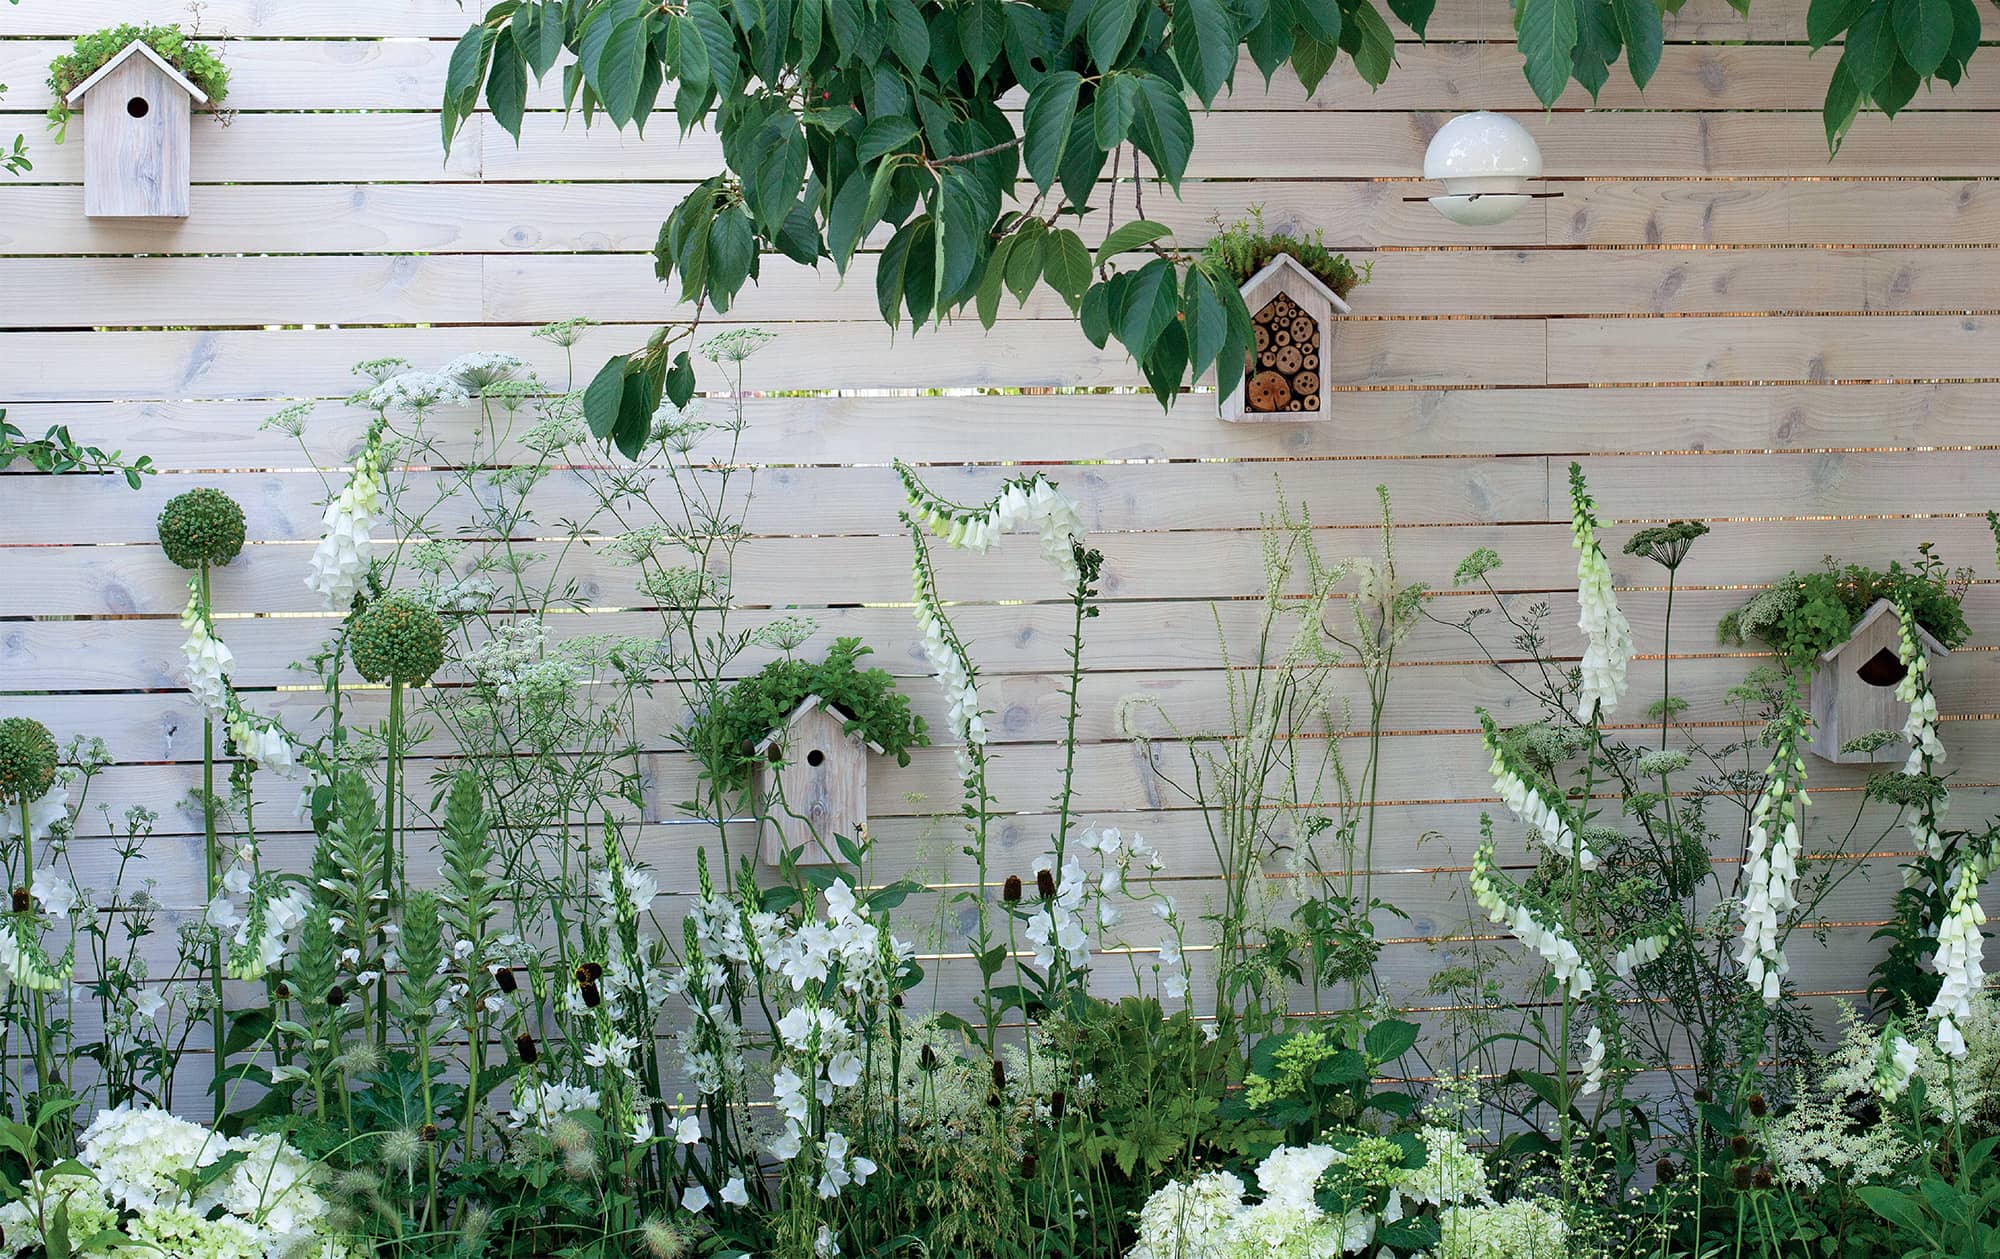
(1245, 293), (1323, 414)
(806, 748), (826, 767)
(126, 96), (150, 118)
(1856, 647), (1907, 688)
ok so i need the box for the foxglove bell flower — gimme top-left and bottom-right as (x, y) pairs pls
(305, 425), (385, 612)
(179, 582), (234, 716)
(897, 463), (1087, 585)
(1479, 711), (1591, 867)
(1927, 839), (1999, 1058)
(1568, 464), (1634, 720)
(1578, 1025), (1607, 1096)
(226, 708), (297, 778)
(1470, 841), (1593, 998)
(1736, 712), (1809, 1006)
(1895, 601), (1945, 775)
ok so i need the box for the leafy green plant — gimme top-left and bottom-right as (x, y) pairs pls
(685, 636), (929, 793)
(1198, 207), (1370, 300)
(0, 410), (154, 488)
(1719, 550), (1972, 675)
(45, 23), (231, 136)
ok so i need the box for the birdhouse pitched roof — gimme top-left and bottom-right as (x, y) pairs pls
(64, 40), (211, 106)
(1819, 597), (1948, 665)
(751, 695), (887, 757)
(1239, 253), (1353, 315)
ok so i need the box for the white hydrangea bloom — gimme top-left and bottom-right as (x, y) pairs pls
(1434, 1197), (1568, 1259)
(1129, 1171), (1245, 1259)
(180, 581), (234, 716)
(1395, 1126), (1490, 1206)
(304, 428), (385, 612)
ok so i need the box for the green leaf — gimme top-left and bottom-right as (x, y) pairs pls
(1346, 0), (1397, 86)
(1096, 218), (1174, 266)
(1570, 0), (1618, 98)
(977, 235), (1017, 326)
(1004, 221), (1046, 303)
(1140, 318), (1188, 406)
(745, 113), (807, 231)
(665, 351), (697, 407)
(1857, 1187), (1930, 1233)
(442, 25), (493, 145)
(1385, 0), (1436, 33)
(485, 29), (529, 138)
(859, 116), (919, 164)
(1946, 0), (1979, 67)
(584, 357), (630, 440)
(1181, 266), (1227, 378)
(1174, 0), (1240, 104)
(596, 17), (650, 126)
(1093, 74), (1140, 149)
(886, 0), (931, 69)
(1080, 280), (1114, 346)
(935, 171), (983, 306)
(1808, 0), (1869, 46)
(1129, 73), (1195, 187)
(1043, 228), (1092, 308)
(1823, 59), (1864, 152)
(1611, 0), (1664, 87)
(878, 218), (923, 325)
(1116, 257), (1180, 358)
(1291, 31), (1340, 92)
(1023, 71), (1082, 194)
(1246, 0), (1298, 80)
(517, 1), (568, 76)
(687, 0), (740, 92)
(1841, 0), (1897, 90)
(1874, 53), (1920, 113)
(1365, 1018), (1421, 1062)
(960, 0), (1008, 77)
(1517, 0), (1581, 106)
(1089, 0), (1143, 69)
(1892, 0), (1952, 75)
(706, 203), (756, 310)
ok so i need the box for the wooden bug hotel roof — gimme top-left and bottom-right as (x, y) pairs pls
(1237, 253), (1353, 316)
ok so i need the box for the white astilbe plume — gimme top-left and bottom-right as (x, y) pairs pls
(1470, 839), (1593, 998)
(1567, 464), (1633, 720)
(305, 423), (385, 611)
(179, 580), (234, 716)
(1736, 710), (1809, 1006)
(1479, 711), (1592, 868)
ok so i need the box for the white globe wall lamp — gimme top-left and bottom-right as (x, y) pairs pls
(1419, 111), (1552, 227)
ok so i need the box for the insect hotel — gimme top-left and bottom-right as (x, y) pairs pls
(63, 40), (208, 218)
(1218, 253), (1350, 422)
(753, 696), (882, 865)
(1807, 599), (1948, 764)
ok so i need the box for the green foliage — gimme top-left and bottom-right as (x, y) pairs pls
(1198, 206), (1370, 299)
(1719, 548), (1971, 674)
(155, 487), (247, 570)
(686, 636), (927, 792)
(0, 410), (153, 488)
(45, 23), (231, 133)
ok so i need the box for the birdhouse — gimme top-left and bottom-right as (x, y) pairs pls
(64, 41), (209, 218)
(1219, 254), (1351, 423)
(1807, 599), (1947, 764)
(753, 696), (882, 866)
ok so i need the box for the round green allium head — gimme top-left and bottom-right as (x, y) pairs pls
(350, 595), (447, 685)
(157, 487), (248, 569)
(0, 717), (58, 804)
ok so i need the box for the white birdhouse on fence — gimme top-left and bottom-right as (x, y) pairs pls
(754, 696), (882, 866)
(1807, 599), (1947, 764)
(1218, 254), (1349, 423)
(64, 41), (208, 218)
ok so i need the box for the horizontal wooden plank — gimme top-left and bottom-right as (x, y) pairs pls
(5, 514), (1996, 616)
(7, 41), (1981, 113)
(1556, 180), (2000, 247)
(15, 110), (2000, 187)
(0, 457), (1556, 544)
(0, 321), (1545, 399)
(11, 382), (2000, 470)
(19, 246), (2000, 328)
(0, 0), (1845, 44)
(0, 179), (1549, 255)
(1549, 314), (2000, 383)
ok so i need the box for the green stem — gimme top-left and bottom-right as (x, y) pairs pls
(199, 562), (227, 1111)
